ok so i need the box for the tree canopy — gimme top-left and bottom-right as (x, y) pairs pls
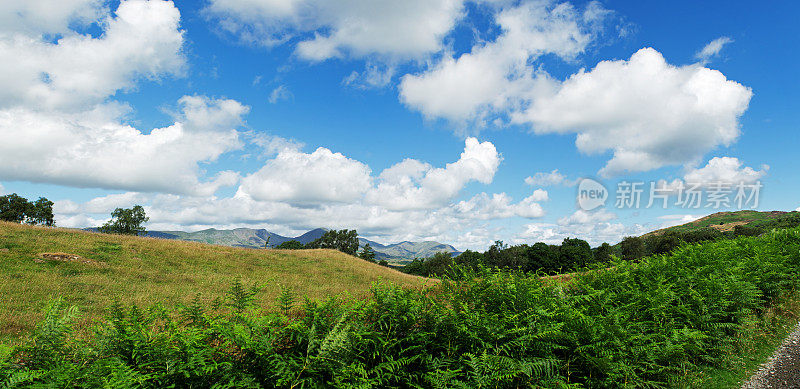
(0, 194), (54, 226)
(98, 205), (149, 236)
(358, 243), (376, 262)
(306, 229), (359, 256)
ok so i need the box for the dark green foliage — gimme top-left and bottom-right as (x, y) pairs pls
(0, 193), (54, 226)
(276, 286), (295, 314)
(274, 240), (305, 249)
(225, 279), (261, 314)
(644, 231), (683, 255)
(733, 224), (764, 237)
(0, 193), (31, 223)
(681, 227), (723, 243)
(526, 242), (560, 272)
(593, 242), (613, 263)
(98, 205), (149, 236)
(358, 243), (376, 262)
(406, 237), (599, 277)
(411, 252), (455, 277)
(559, 237), (592, 269)
(305, 229), (359, 256)
(27, 197), (55, 226)
(619, 236), (646, 261)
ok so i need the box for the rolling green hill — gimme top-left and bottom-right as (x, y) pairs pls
(0, 222), (434, 340)
(647, 210), (798, 236)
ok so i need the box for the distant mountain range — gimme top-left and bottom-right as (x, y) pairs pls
(138, 228), (460, 264)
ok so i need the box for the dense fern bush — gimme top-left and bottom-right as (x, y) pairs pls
(3, 228), (800, 388)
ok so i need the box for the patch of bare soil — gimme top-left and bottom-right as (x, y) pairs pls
(38, 252), (99, 265)
(710, 221), (751, 232)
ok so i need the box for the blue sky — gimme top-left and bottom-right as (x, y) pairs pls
(1, 0), (797, 250)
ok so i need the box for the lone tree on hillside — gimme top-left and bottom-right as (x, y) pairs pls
(306, 229), (359, 256)
(28, 197), (55, 226)
(359, 243), (376, 262)
(0, 194), (55, 226)
(99, 205), (148, 236)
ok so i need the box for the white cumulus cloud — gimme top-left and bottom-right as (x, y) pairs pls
(365, 137), (501, 210)
(205, 0), (466, 61)
(400, 1), (607, 122)
(516, 48), (753, 176)
(0, 0), (103, 37)
(683, 156), (768, 185)
(0, 0), (185, 111)
(0, 95), (247, 195)
(239, 146), (373, 204)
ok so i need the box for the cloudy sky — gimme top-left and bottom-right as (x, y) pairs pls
(2, 0), (797, 250)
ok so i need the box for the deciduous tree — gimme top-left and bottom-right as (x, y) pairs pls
(98, 205), (149, 236)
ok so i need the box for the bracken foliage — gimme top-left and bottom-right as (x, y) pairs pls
(3, 228), (800, 387)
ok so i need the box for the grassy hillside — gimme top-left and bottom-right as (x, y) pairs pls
(0, 222), (433, 339)
(649, 210), (793, 235)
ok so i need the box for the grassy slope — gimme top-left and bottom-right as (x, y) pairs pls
(646, 210), (789, 236)
(0, 222), (433, 339)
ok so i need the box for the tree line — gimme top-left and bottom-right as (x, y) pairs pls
(0, 193), (54, 226)
(403, 237), (612, 277)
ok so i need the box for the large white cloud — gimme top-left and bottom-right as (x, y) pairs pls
(205, 0), (466, 61)
(0, 96), (247, 195)
(56, 192), (149, 215)
(400, 1), (606, 122)
(516, 48), (753, 176)
(0, 0), (185, 111)
(0, 1), (248, 196)
(0, 0), (102, 36)
(365, 137), (501, 210)
(239, 146), (373, 204)
(239, 137), (501, 208)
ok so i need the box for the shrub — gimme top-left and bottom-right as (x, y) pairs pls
(274, 240), (304, 249)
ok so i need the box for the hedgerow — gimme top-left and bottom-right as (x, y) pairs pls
(2, 228), (800, 388)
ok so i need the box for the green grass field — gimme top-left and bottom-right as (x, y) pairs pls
(0, 222), (433, 340)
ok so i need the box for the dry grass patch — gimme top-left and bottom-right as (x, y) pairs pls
(0, 222), (434, 340)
